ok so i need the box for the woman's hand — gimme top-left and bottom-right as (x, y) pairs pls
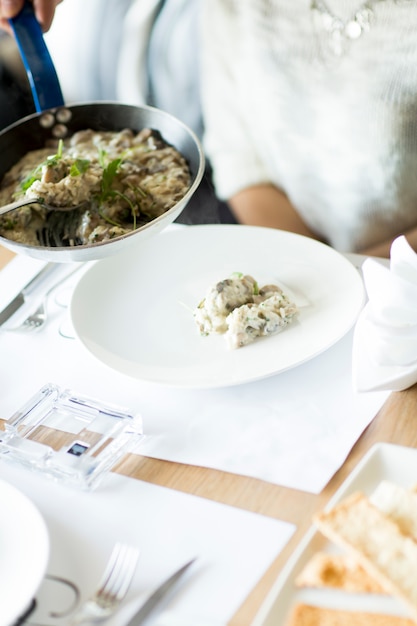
(0, 0), (62, 34)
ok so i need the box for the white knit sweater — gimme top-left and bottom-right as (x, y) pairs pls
(201, 0), (417, 252)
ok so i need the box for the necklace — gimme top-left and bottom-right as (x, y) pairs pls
(310, 0), (411, 59)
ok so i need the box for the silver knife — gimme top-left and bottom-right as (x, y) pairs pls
(126, 559), (196, 626)
(0, 262), (59, 326)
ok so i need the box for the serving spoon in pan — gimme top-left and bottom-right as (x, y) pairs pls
(0, 197), (87, 216)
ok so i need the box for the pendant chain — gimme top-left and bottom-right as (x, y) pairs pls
(310, 0), (413, 58)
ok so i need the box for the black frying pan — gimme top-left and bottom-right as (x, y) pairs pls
(0, 3), (204, 262)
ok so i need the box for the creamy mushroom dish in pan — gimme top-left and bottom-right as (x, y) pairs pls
(0, 128), (191, 247)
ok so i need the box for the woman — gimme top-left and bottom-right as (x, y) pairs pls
(200, 0), (417, 256)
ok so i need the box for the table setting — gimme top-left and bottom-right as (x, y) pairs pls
(0, 222), (411, 626)
(0, 225), (390, 494)
(2, 4), (417, 624)
(2, 226), (417, 626)
(0, 460), (296, 626)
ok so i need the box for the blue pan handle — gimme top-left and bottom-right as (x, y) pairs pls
(9, 2), (64, 112)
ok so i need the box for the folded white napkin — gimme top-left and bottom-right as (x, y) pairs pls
(353, 236), (417, 392)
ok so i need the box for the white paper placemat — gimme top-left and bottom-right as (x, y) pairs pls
(0, 462), (294, 626)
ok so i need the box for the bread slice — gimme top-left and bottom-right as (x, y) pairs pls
(285, 603), (416, 626)
(314, 492), (417, 621)
(371, 481), (417, 539)
(295, 551), (385, 593)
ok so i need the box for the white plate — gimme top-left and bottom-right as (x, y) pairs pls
(0, 478), (49, 626)
(253, 443), (417, 625)
(70, 224), (365, 388)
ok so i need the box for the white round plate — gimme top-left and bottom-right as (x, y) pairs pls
(0, 479), (49, 625)
(70, 225), (365, 388)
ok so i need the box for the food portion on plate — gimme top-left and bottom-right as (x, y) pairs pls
(284, 480), (417, 625)
(193, 273), (298, 349)
(0, 127), (191, 247)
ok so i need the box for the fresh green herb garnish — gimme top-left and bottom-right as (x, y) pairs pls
(96, 149), (141, 230)
(51, 138), (63, 161)
(97, 209), (123, 228)
(19, 139), (64, 192)
(42, 139), (64, 169)
(230, 272), (259, 295)
(101, 158), (122, 196)
(112, 190), (137, 230)
(97, 152), (123, 203)
(20, 173), (41, 193)
(98, 147), (107, 168)
(134, 185), (148, 198)
(69, 158), (90, 177)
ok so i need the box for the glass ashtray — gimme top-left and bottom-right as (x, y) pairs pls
(0, 383), (144, 489)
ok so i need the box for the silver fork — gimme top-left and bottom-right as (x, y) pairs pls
(69, 542), (140, 625)
(10, 266), (82, 332)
